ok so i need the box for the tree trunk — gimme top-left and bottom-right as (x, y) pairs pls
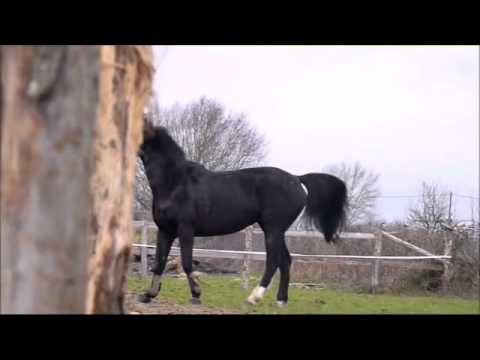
(1, 46), (100, 313)
(86, 46), (153, 314)
(1, 45), (154, 314)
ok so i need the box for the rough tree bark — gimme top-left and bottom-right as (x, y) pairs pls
(0, 45), (153, 314)
(1, 46), (100, 313)
(86, 46), (153, 314)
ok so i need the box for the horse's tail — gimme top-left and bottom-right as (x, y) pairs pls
(297, 173), (348, 243)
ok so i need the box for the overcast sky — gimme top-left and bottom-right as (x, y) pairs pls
(152, 45), (479, 223)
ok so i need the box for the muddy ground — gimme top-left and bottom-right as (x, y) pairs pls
(127, 255), (244, 314)
(124, 292), (241, 314)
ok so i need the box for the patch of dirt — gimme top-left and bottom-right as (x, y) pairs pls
(124, 292), (242, 315)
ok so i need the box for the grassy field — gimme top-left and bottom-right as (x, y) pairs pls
(128, 274), (479, 314)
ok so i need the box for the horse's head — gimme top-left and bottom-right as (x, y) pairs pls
(142, 113), (170, 141)
(139, 115), (184, 163)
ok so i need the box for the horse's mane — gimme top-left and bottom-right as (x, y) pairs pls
(185, 160), (208, 172)
(143, 126), (185, 163)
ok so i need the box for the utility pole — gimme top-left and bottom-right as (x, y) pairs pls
(448, 192), (453, 224)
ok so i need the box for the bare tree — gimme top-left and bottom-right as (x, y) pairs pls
(134, 157), (153, 219)
(323, 161), (380, 228)
(153, 96), (267, 170)
(407, 182), (451, 233)
(134, 96), (268, 217)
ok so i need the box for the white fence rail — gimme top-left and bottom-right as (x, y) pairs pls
(132, 243), (450, 261)
(131, 221), (451, 293)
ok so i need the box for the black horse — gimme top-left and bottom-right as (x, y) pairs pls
(137, 120), (348, 306)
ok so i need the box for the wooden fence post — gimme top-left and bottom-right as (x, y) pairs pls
(141, 221), (148, 277)
(242, 226), (253, 289)
(441, 230), (454, 293)
(371, 229), (383, 294)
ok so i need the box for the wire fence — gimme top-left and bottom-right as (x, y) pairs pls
(367, 193), (479, 200)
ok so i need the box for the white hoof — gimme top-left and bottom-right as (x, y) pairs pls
(245, 297), (259, 305)
(246, 286), (266, 305)
(276, 301), (287, 308)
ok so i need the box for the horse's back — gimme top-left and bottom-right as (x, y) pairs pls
(225, 166), (308, 229)
(191, 166), (307, 235)
(214, 166), (305, 200)
(190, 168), (260, 235)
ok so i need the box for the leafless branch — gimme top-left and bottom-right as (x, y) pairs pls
(324, 161), (381, 227)
(407, 182), (450, 234)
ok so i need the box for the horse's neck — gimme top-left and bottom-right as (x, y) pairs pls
(143, 155), (186, 201)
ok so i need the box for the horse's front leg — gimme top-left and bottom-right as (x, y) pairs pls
(178, 225), (202, 305)
(137, 230), (175, 303)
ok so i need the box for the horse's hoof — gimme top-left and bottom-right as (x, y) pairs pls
(137, 293), (152, 303)
(276, 301), (287, 308)
(190, 298), (202, 305)
(245, 298), (258, 306)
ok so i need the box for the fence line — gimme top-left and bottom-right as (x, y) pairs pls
(132, 221), (452, 293)
(132, 243), (450, 261)
(132, 220), (376, 240)
(381, 231), (437, 258)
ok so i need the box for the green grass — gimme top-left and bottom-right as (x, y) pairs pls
(128, 274), (479, 314)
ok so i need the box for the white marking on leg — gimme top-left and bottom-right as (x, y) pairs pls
(276, 301), (287, 307)
(300, 183), (309, 196)
(292, 183), (309, 229)
(298, 183), (309, 218)
(246, 286), (267, 305)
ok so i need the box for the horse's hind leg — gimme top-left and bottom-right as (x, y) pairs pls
(277, 238), (292, 306)
(246, 231), (281, 305)
(137, 230), (175, 303)
(178, 226), (202, 305)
